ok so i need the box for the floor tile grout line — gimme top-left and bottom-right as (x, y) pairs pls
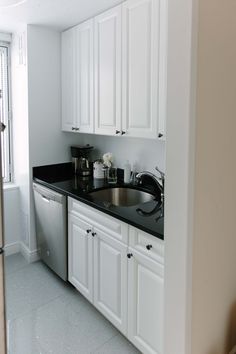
(6, 291), (66, 323)
(4, 259), (41, 278)
(90, 333), (119, 353)
(4, 258), (29, 276)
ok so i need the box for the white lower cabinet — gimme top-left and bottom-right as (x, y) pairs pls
(68, 198), (164, 354)
(68, 214), (93, 303)
(127, 249), (164, 354)
(93, 228), (128, 334)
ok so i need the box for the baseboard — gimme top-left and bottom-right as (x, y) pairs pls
(20, 242), (40, 263)
(4, 242), (20, 256)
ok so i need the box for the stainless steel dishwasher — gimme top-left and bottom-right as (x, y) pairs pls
(33, 182), (67, 281)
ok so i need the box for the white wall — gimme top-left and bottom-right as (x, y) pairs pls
(26, 25), (84, 251)
(191, 0), (236, 352)
(79, 134), (166, 173)
(164, 0), (197, 352)
(3, 187), (22, 255)
(11, 27), (31, 248)
(27, 25), (83, 168)
(10, 25), (83, 254)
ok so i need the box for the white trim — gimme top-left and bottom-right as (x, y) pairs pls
(164, 0), (198, 353)
(4, 241), (20, 256)
(20, 242), (39, 263)
(0, 33), (11, 43)
(3, 183), (18, 191)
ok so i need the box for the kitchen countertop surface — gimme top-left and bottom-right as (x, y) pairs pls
(33, 163), (164, 240)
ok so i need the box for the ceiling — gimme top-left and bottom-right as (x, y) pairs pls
(0, 0), (123, 33)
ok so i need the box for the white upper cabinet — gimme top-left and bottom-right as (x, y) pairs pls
(61, 20), (94, 133)
(61, 0), (167, 139)
(61, 27), (77, 131)
(75, 19), (94, 133)
(94, 6), (122, 136)
(122, 0), (167, 139)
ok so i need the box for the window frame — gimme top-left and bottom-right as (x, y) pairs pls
(0, 41), (12, 183)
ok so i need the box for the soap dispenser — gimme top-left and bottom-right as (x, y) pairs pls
(124, 160), (131, 184)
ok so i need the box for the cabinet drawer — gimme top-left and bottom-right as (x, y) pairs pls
(129, 227), (164, 264)
(68, 197), (128, 244)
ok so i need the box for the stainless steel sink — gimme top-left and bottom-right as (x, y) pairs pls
(89, 187), (154, 207)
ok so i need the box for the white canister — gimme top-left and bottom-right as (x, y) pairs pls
(93, 160), (105, 179)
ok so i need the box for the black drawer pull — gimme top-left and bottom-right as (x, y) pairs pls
(92, 232), (97, 237)
(127, 253), (133, 259)
(146, 245), (153, 250)
(121, 131), (126, 135)
(86, 229), (92, 234)
(115, 130), (120, 135)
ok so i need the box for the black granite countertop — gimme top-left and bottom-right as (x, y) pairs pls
(33, 163), (164, 240)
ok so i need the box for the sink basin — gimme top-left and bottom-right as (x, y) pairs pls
(89, 187), (154, 207)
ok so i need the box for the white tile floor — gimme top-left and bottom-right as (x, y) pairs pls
(4, 253), (140, 354)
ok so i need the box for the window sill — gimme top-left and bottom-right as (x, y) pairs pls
(3, 183), (19, 191)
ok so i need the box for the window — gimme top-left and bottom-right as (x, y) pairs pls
(0, 43), (11, 183)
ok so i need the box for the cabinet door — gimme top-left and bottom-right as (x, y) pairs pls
(61, 27), (77, 132)
(128, 249), (164, 354)
(94, 6), (122, 136)
(68, 214), (93, 303)
(76, 19), (94, 133)
(93, 228), (128, 334)
(122, 0), (166, 139)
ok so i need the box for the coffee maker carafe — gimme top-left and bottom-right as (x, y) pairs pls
(71, 145), (94, 176)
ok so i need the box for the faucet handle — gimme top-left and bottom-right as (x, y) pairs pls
(155, 166), (165, 179)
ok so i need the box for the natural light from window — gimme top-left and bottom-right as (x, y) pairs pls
(0, 43), (11, 183)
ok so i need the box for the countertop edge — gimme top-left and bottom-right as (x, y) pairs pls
(33, 178), (164, 241)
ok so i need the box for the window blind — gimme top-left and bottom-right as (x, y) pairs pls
(0, 45), (11, 182)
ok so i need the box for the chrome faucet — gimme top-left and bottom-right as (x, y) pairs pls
(136, 166), (165, 200)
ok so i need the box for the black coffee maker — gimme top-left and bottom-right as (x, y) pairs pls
(71, 145), (94, 176)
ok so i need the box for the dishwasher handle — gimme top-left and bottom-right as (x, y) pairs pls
(41, 195), (51, 203)
(33, 183), (65, 204)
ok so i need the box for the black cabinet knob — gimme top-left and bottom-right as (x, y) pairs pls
(86, 229), (92, 234)
(127, 253), (133, 259)
(115, 130), (120, 135)
(158, 133), (163, 138)
(146, 245), (153, 250)
(92, 232), (97, 237)
(121, 131), (126, 135)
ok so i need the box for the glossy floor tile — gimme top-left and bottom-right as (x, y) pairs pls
(4, 253), (28, 275)
(5, 253), (140, 354)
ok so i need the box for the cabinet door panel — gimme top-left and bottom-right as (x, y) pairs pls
(122, 0), (165, 139)
(61, 28), (77, 131)
(128, 250), (164, 354)
(94, 6), (122, 135)
(76, 19), (94, 133)
(93, 229), (128, 334)
(68, 214), (93, 302)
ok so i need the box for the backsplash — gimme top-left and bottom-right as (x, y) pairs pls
(78, 134), (166, 174)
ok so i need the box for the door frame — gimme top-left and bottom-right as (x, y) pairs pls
(0, 123), (7, 353)
(164, 0), (199, 353)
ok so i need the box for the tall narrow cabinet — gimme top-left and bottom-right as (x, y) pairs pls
(94, 6), (122, 136)
(61, 19), (94, 133)
(122, 0), (167, 139)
